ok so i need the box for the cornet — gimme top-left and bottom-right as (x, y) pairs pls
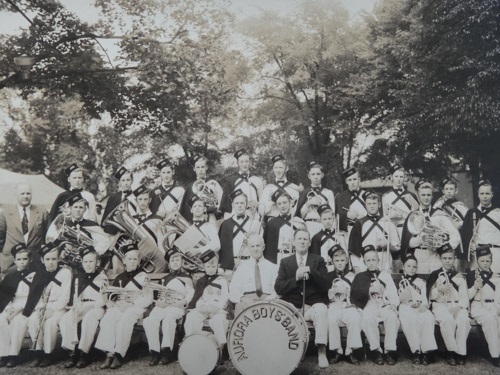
(145, 281), (186, 306)
(369, 278), (387, 305)
(398, 278), (421, 307)
(306, 190), (326, 217)
(100, 282), (145, 303)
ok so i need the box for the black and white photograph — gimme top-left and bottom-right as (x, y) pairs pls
(0, 0), (499, 374)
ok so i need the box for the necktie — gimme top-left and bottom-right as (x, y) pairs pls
(22, 208), (28, 235)
(298, 256), (304, 267)
(255, 259), (263, 297)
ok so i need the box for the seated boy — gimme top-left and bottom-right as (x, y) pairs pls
(326, 245), (362, 365)
(350, 245), (400, 365)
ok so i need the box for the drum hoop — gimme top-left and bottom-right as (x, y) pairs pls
(178, 332), (221, 375)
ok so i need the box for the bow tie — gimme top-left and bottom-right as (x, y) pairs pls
(312, 187), (322, 192)
(122, 190), (132, 195)
(480, 270), (492, 278)
(351, 190), (359, 196)
(422, 208), (430, 213)
(239, 174), (249, 181)
(193, 220), (204, 226)
(162, 184), (173, 189)
(480, 206), (488, 213)
(280, 215), (291, 221)
(324, 229), (333, 234)
(70, 188), (83, 193)
(395, 188), (404, 194)
(276, 180), (286, 184)
(236, 215), (245, 220)
(370, 270), (380, 278)
(72, 220), (82, 225)
(134, 214), (147, 220)
(368, 215), (379, 220)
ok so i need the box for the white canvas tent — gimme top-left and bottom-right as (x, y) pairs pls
(0, 168), (64, 209)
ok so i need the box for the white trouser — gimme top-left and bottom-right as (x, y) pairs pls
(414, 249), (441, 274)
(28, 309), (67, 353)
(432, 303), (470, 355)
(59, 307), (105, 353)
(143, 306), (184, 352)
(0, 309), (23, 357)
(304, 303), (328, 346)
(470, 301), (500, 358)
(94, 305), (146, 357)
(362, 301), (399, 352)
(6, 314), (29, 356)
(327, 302), (362, 353)
(399, 304), (437, 353)
(184, 309), (228, 346)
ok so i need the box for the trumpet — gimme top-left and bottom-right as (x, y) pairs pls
(306, 190), (326, 214)
(433, 197), (468, 228)
(398, 278), (421, 307)
(192, 179), (219, 209)
(407, 211), (450, 252)
(328, 278), (348, 303)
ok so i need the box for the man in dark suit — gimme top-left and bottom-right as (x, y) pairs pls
(275, 229), (330, 369)
(0, 183), (49, 275)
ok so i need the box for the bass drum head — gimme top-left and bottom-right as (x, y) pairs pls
(178, 332), (220, 375)
(228, 300), (309, 375)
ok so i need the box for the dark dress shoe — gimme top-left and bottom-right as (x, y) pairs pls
(0, 358), (6, 367)
(330, 352), (342, 364)
(149, 351), (160, 366)
(64, 351), (79, 368)
(160, 348), (173, 365)
(100, 355), (114, 369)
(456, 354), (465, 365)
(347, 353), (360, 365)
(412, 351), (422, 364)
(110, 354), (123, 369)
(39, 355), (53, 368)
(447, 352), (457, 366)
(372, 350), (384, 365)
(421, 353), (431, 366)
(492, 357), (500, 367)
(385, 352), (396, 365)
(6, 356), (17, 368)
(76, 352), (90, 369)
(32, 353), (44, 368)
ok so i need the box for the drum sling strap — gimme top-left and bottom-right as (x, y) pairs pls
(232, 217), (249, 238)
(320, 230), (337, 246)
(361, 218), (384, 243)
(390, 190), (412, 211)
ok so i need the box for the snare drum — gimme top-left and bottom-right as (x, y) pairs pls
(228, 300), (309, 375)
(178, 331), (221, 375)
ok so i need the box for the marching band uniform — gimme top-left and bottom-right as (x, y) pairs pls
(397, 255), (437, 365)
(335, 167), (367, 234)
(274, 236), (330, 368)
(95, 244), (153, 369)
(59, 247), (108, 368)
(179, 154), (224, 224)
(260, 155), (300, 219)
(349, 208), (400, 273)
(143, 248), (194, 365)
(461, 180), (500, 272)
(350, 245), (400, 365)
(101, 166), (136, 233)
(229, 252), (278, 316)
(326, 246), (362, 363)
(310, 204), (348, 270)
(264, 190), (306, 264)
(0, 244), (35, 367)
(382, 164), (419, 238)
(466, 245), (500, 366)
(184, 251), (229, 348)
(149, 159), (185, 217)
(18, 243), (72, 366)
(49, 163), (97, 222)
(432, 177), (468, 230)
(402, 205), (461, 273)
(427, 246), (470, 364)
(219, 189), (262, 273)
(220, 149), (264, 219)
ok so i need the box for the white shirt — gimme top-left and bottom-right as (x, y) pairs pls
(229, 257), (278, 303)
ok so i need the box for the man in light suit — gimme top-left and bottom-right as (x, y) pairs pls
(0, 183), (49, 275)
(275, 229), (331, 369)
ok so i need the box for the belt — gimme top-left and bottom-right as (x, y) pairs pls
(397, 224), (404, 228)
(234, 256), (250, 260)
(446, 301), (459, 304)
(430, 300), (458, 304)
(281, 250), (292, 254)
(81, 299), (95, 302)
(243, 291), (258, 295)
(305, 219), (319, 222)
(474, 299), (494, 303)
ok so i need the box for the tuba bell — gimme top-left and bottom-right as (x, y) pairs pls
(407, 211), (450, 252)
(192, 179), (219, 209)
(102, 201), (157, 273)
(161, 210), (207, 273)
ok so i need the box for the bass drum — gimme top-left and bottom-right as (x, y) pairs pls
(178, 331), (221, 375)
(227, 300), (309, 375)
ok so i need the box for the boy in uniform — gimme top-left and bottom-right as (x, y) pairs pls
(427, 244), (470, 366)
(433, 176), (468, 230)
(335, 167), (367, 234)
(0, 244), (35, 367)
(350, 245), (400, 365)
(143, 248), (194, 366)
(95, 243), (153, 369)
(16, 242), (72, 367)
(398, 254), (437, 365)
(150, 159), (185, 217)
(310, 204), (348, 271)
(59, 246), (108, 368)
(184, 250), (229, 355)
(466, 245), (500, 367)
(326, 245), (362, 365)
